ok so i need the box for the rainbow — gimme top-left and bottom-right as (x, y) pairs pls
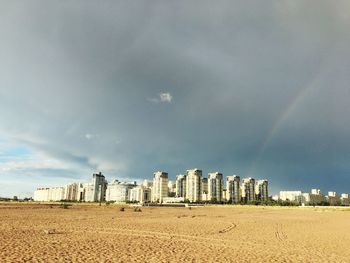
(248, 54), (333, 175)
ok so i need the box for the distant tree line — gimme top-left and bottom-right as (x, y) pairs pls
(0, 196), (33, 202)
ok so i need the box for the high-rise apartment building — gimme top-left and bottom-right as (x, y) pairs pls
(202, 178), (208, 194)
(226, 175), (240, 203)
(175, 174), (187, 197)
(201, 178), (209, 201)
(152, 171), (169, 203)
(255, 180), (268, 201)
(84, 172), (107, 202)
(241, 177), (255, 202)
(208, 172), (223, 202)
(168, 181), (176, 197)
(186, 168), (202, 202)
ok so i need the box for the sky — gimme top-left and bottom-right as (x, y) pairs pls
(1, 1), (350, 197)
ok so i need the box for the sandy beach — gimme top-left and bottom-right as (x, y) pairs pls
(0, 203), (349, 262)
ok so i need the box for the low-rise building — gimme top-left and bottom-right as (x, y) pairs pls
(106, 180), (136, 203)
(162, 197), (185, 203)
(279, 191), (303, 203)
(341, 193), (349, 206)
(33, 188), (50, 201)
(129, 185), (151, 203)
(301, 192), (326, 205)
(33, 187), (64, 201)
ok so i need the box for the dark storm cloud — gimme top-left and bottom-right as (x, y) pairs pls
(1, 0), (350, 196)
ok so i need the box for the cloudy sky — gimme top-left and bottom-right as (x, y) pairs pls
(1, 1), (350, 197)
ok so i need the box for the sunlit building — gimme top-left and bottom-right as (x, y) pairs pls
(279, 191), (303, 203)
(186, 168), (202, 202)
(202, 178), (208, 194)
(84, 172), (107, 202)
(201, 178), (209, 201)
(341, 193), (349, 206)
(301, 193), (325, 205)
(34, 187), (64, 201)
(76, 183), (86, 202)
(241, 177), (255, 202)
(33, 188), (50, 201)
(49, 187), (65, 201)
(168, 180), (176, 197)
(143, 180), (153, 188)
(152, 171), (169, 203)
(301, 189), (326, 205)
(311, 189), (321, 195)
(63, 183), (79, 201)
(208, 172), (223, 202)
(327, 192), (341, 206)
(255, 180), (268, 201)
(175, 174), (186, 198)
(226, 175), (240, 203)
(129, 185), (151, 203)
(106, 180), (136, 202)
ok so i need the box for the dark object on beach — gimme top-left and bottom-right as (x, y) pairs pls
(133, 207), (142, 212)
(61, 204), (70, 209)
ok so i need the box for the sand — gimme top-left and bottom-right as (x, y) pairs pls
(0, 203), (350, 262)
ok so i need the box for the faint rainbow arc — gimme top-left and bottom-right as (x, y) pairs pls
(248, 56), (331, 176)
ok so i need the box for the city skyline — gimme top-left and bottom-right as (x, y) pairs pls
(32, 168), (348, 201)
(2, 1), (350, 197)
(33, 170), (349, 206)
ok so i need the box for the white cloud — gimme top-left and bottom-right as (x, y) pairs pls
(159, 93), (172, 102)
(0, 151), (73, 172)
(148, 92), (173, 103)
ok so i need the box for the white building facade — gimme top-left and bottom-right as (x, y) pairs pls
(279, 191), (303, 202)
(255, 180), (268, 201)
(129, 185), (151, 203)
(241, 178), (255, 202)
(226, 175), (240, 204)
(152, 171), (169, 203)
(208, 172), (223, 202)
(106, 180), (136, 203)
(186, 169), (202, 202)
